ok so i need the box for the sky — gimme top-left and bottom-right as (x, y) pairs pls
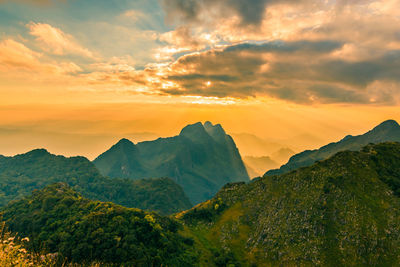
(0, 0), (399, 159)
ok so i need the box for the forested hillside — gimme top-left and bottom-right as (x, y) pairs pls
(178, 142), (400, 266)
(0, 149), (191, 215)
(1, 183), (195, 265)
(3, 142), (400, 266)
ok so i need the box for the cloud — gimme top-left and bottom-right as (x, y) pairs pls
(159, 26), (204, 50)
(162, 0), (302, 27)
(148, 0), (400, 104)
(0, 38), (82, 75)
(156, 26), (222, 60)
(121, 9), (147, 22)
(76, 37), (400, 104)
(0, 39), (42, 70)
(149, 40), (400, 104)
(161, 0), (400, 51)
(27, 22), (95, 59)
(3, 0), (399, 106)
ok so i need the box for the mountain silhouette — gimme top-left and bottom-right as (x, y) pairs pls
(266, 120), (400, 176)
(94, 122), (249, 204)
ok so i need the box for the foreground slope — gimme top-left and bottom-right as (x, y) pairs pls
(266, 119), (400, 176)
(94, 121), (249, 204)
(1, 183), (195, 265)
(179, 142), (400, 266)
(0, 149), (191, 214)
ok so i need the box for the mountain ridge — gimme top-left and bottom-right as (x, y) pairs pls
(266, 119), (400, 176)
(178, 142), (400, 266)
(94, 121), (249, 204)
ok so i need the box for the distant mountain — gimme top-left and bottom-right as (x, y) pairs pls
(178, 142), (400, 266)
(1, 183), (195, 265)
(243, 156), (279, 178)
(0, 149), (191, 215)
(231, 133), (284, 157)
(231, 133), (295, 174)
(280, 133), (325, 152)
(266, 120), (400, 176)
(94, 122), (249, 204)
(271, 147), (296, 164)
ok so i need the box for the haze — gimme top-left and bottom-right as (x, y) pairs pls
(0, 0), (399, 159)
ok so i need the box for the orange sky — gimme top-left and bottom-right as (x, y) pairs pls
(0, 0), (399, 159)
(0, 100), (398, 160)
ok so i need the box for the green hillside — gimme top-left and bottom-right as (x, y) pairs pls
(179, 142), (400, 266)
(1, 183), (195, 266)
(3, 142), (400, 266)
(0, 149), (191, 215)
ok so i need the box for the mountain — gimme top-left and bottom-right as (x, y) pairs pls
(0, 149), (191, 215)
(243, 156), (279, 178)
(266, 119), (400, 176)
(4, 142), (400, 266)
(1, 183), (195, 265)
(271, 147), (296, 164)
(231, 133), (295, 175)
(280, 133), (325, 152)
(231, 133), (285, 157)
(94, 122), (249, 204)
(178, 142), (400, 266)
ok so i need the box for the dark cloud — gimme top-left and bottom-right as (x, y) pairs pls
(270, 85), (370, 104)
(224, 40), (343, 53)
(168, 74), (238, 82)
(162, 0), (300, 26)
(314, 51), (400, 87)
(156, 41), (400, 104)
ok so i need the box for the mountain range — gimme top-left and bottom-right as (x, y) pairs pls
(266, 119), (400, 176)
(178, 142), (400, 266)
(0, 149), (191, 215)
(94, 121), (250, 204)
(4, 142), (400, 266)
(231, 133), (285, 157)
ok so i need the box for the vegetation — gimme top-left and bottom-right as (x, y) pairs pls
(0, 149), (191, 215)
(1, 183), (196, 266)
(4, 141), (400, 266)
(178, 142), (400, 266)
(266, 119), (400, 176)
(94, 122), (249, 204)
(0, 221), (58, 266)
(87, 177), (192, 215)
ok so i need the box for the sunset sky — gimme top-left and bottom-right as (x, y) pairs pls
(0, 0), (399, 159)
